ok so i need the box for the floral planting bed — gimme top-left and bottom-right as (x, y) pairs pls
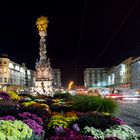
(0, 91), (139, 140)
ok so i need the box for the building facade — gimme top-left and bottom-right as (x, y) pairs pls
(84, 57), (134, 90)
(120, 57), (133, 89)
(52, 69), (61, 88)
(114, 64), (122, 89)
(0, 55), (34, 91)
(107, 66), (115, 87)
(131, 57), (140, 90)
(84, 68), (108, 88)
(114, 57), (133, 89)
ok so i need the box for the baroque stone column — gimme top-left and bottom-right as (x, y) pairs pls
(31, 16), (54, 96)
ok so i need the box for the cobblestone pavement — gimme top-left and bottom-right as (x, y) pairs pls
(118, 101), (140, 134)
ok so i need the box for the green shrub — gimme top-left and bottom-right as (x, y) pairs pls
(71, 95), (119, 114)
(96, 98), (119, 115)
(71, 95), (101, 112)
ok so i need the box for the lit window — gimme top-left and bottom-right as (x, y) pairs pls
(15, 65), (20, 71)
(4, 78), (7, 82)
(4, 68), (7, 73)
(20, 68), (24, 73)
(27, 70), (30, 75)
(9, 63), (14, 69)
(4, 73), (7, 77)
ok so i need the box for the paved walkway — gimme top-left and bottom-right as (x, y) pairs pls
(118, 101), (140, 134)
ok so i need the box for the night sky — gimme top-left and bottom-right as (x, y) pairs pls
(0, 0), (140, 86)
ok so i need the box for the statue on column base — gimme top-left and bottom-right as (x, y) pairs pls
(30, 16), (54, 97)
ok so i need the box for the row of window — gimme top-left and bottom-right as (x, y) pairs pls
(88, 83), (107, 86)
(0, 68), (7, 73)
(87, 79), (131, 85)
(132, 83), (140, 87)
(132, 75), (140, 79)
(92, 73), (106, 75)
(0, 77), (26, 84)
(0, 61), (7, 65)
(0, 71), (30, 77)
(0, 78), (7, 82)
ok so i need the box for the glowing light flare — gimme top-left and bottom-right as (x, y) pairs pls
(68, 81), (74, 90)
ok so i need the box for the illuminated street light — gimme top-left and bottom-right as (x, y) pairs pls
(68, 81), (74, 90)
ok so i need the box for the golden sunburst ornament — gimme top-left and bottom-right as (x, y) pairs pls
(36, 16), (49, 32)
